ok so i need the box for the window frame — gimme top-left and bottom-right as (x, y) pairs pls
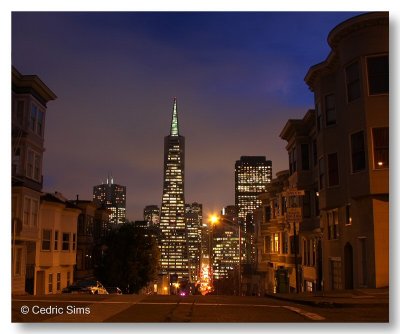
(324, 93), (337, 126)
(327, 152), (340, 187)
(42, 229), (52, 251)
(366, 54), (389, 96)
(372, 127), (389, 170)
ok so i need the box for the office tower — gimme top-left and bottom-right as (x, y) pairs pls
(235, 156), (272, 220)
(144, 205), (160, 226)
(93, 175), (126, 224)
(160, 98), (187, 280)
(235, 156), (272, 266)
(185, 203), (203, 282)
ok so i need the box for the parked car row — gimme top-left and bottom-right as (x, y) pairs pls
(62, 280), (122, 295)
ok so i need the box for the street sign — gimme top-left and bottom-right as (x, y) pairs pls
(282, 189), (305, 197)
(286, 207), (302, 221)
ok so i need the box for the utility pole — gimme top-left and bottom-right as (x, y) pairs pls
(283, 188), (304, 294)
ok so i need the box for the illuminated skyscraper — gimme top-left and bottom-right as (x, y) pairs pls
(160, 98), (188, 279)
(235, 156), (272, 265)
(185, 203), (203, 282)
(93, 176), (126, 224)
(235, 156), (272, 220)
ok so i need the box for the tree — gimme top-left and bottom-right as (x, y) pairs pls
(95, 223), (160, 294)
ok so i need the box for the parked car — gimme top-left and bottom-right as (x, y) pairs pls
(62, 280), (109, 295)
(106, 287), (122, 295)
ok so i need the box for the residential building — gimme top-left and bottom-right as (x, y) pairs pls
(12, 66), (56, 295)
(73, 199), (97, 281)
(93, 176), (126, 224)
(304, 12), (389, 290)
(36, 193), (80, 295)
(159, 98), (188, 281)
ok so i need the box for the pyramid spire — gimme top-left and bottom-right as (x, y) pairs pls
(170, 97), (179, 136)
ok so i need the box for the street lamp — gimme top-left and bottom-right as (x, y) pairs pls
(208, 214), (242, 296)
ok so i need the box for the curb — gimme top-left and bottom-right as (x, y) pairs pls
(264, 293), (388, 308)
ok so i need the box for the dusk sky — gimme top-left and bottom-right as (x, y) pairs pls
(12, 11), (364, 221)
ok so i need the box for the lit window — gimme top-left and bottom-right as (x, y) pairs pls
(372, 127), (389, 169)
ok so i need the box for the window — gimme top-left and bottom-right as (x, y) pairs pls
(346, 61), (361, 102)
(318, 157), (325, 189)
(57, 273), (61, 291)
(26, 149), (41, 181)
(31, 200), (38, 227)
(264, 206), (271, 222)
(273, 233), (280, 253)
(328, 153), (339, 186)
(346, 204), (352, 225)
(264, 236), (271, 253)
(54, 231), (59, 250)
(67, 272), (71, 287)
(316, 101), (322, 132)
(23, 197), (39, 226)
(48, 273), (53, 293)
(282, 233), (289, 254)
(30, 105), (37, 132)
(325, 94), (336, 126)
(372, 127), (389, 169)
(367, 55), (389, 95)
(62, 233), (70, 251)
(351, 131), (366, 172)
(37, 110), (44, 136)
(29, 104), (45, 136)
(289, 147), (297, 175)
(301, 144), (310, 170)
(72, 233), (76, 251)
(42, 229), (51, 251)
(327, 210), (339, 240)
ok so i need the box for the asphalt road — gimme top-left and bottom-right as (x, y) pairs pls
(12, 294), (389, 323)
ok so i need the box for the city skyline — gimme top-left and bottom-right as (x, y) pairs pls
(11, 11), (364, 220)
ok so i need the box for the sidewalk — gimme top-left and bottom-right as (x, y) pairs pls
(265, 288), (389, 308)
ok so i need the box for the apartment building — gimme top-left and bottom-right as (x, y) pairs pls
(36, 193), (80, 295)
(12, 67), (57, 295)
(304, 12), (389, 290)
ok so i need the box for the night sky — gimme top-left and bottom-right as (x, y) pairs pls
(12, 11), (364, 221)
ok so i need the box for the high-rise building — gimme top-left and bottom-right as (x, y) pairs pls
(235, 156), (272, 221)
(185, 203), (203, 282)
(143, 205), (160, 226)
(93, 176), (126, 224)
(159, 98), (187, 280)
(235, 156), (272, 266)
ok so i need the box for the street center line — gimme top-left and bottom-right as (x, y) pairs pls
(282, 306), (326, 321)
